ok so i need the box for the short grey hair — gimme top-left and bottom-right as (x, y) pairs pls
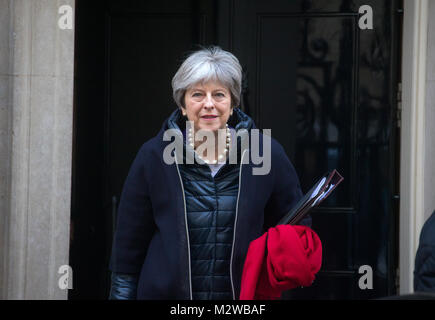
(172, 46), (242, 109)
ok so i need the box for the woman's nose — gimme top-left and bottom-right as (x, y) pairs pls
(204, 94), (215, 108)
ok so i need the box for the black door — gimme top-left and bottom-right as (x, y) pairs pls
(226, 0), (402, 300)
(71, 0), (402, 299)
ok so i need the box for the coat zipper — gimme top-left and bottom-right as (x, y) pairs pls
(230, 148), (248, 300)
(174, 154), (193, 300)
(174, 143), (248, 300)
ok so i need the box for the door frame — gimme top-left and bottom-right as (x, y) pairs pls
(400, 0), (429, 294)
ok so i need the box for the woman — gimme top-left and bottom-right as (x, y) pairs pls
(109, 46), (310, 300)
(414, 210), (435, 293)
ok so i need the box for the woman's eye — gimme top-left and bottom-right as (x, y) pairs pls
(215, 93), (225, 97)
(192, 92), (203, 97)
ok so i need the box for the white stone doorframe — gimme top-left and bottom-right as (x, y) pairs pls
(0, 0), (75, 299)
(400, 0), (432, 295)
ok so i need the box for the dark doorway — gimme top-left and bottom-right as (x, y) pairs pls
(70, 0), (402, 299)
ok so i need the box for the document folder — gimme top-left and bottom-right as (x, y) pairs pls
(277, 169), (344, 225)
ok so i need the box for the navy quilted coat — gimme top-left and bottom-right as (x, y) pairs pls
(109, 108), (309, 300)
(171, 113), (243, 299)
(414, 210), (435, 293)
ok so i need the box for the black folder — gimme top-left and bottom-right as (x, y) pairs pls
(277, 169), (344, 225)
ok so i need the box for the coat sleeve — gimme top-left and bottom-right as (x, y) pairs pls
(414, 244), (435, 293)
(414, 211), (435, 292)
(109, 272), (139, 300)
(109, 143), (156, 275)
(263, 142), (311, 230)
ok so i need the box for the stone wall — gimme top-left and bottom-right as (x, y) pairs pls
(0, 0), (12, 300)
(0, 0), (75, 299)
(425, 0), (435, 222)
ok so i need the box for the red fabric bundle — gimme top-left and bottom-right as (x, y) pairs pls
(239, 224), (322, 300)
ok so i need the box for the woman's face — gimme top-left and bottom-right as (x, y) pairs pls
(183, 80), (232, 133)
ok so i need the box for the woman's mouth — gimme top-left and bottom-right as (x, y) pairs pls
(201, 115), (218, 121)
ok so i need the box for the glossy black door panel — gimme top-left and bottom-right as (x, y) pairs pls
(228, 0), (401, 299)
(312, 213), (354, 271)
(108, 14), (195, 202)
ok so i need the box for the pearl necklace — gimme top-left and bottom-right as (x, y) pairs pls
(187, 124), (231, 164)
